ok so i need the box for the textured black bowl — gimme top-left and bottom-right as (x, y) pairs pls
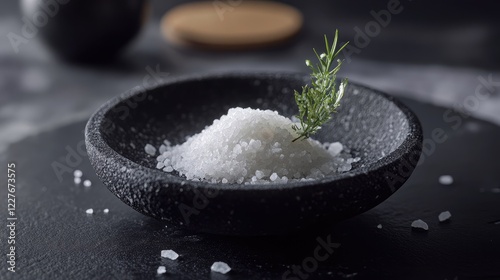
(85, 73), (422, 236)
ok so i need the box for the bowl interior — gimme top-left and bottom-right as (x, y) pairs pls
(100, 73), (410, 179)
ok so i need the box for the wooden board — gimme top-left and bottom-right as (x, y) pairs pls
(161, 1), (303, 50)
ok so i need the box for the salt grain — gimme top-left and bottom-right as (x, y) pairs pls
(157, 266), (166, 274)
(439, 175), (453, 185)
(74, 177), (81, 184)
(411, 219), (428, 231)
(83, 180), (92, 187)
(270, 173), (278, 181)
(85, 208), (93, 214)
(161, 249), (179, 260)
(211, 261), (231, 274)
(144, 144), (156, 156)
(438, 211), (451, 222)
(73, 170), (83, 178)
(163, 166), (174, 172)
(159, 145), (168, 154)
(103, 209), (109, 214)
(377, 224), (382, 229)
(328, 142), (343, 157)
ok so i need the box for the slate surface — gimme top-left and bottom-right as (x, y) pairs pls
(1, 97), (499, 280)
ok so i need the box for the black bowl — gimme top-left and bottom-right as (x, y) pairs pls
(85, 73), (423, 235)
(21, 0), (149, 62)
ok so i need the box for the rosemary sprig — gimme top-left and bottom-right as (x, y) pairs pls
(292, 30), (349, 142)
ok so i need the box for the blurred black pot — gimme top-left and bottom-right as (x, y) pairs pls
(21, 0), (149, 63)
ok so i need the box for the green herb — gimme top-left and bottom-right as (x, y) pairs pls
(292, 30), (349, 142)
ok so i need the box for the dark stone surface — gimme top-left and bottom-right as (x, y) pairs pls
(85, 73), (422, 235)
(1, 96), (499, 279)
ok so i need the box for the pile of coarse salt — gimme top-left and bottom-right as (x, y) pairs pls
(153, 107), (359, 184)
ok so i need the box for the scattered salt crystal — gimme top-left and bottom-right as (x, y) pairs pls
(222, 178), (228, 184)
(144, 144), (156, 156)
(270, 173), (278, 181)
(73, 170), (83, 178)
(159, 145), (168, 154)
(157, 266), (166, 274)
(438, 211), (451, 222)
(157, 155), (166, 161)
(74, 177), (81, 184)
(328, 142), (343, 156)
(161, 249), (179, 260)
(439, 175), (453, 185)
(211, 261), (231, 274)
(411, 219), (428, 231)
(103, 209), (109, 214)
(163, 166), (174, 172)
(85, 208), (93, 214)
(83, 180), (92, 187)
(377, 224), (382, 229)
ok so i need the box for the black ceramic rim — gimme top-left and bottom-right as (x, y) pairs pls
(85, 72), (422, 191)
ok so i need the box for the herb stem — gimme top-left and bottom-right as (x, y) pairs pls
(292, 30), (349, 142)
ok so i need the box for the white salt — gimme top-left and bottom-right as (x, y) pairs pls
(83, 180), (92, 187)
(270, 173), (278, 181)
(211, 261), (231, 274)
(155, 108), (355, 184)
(157, 266), (166, 274)
(85, 208), (93, 214)
(103, 208), (109, 214)
(328, 142), (343, 156)
(438, 211), (451, 222)
(163, 166), (174, 172)
(377, 224), (382, 229)
(161, 249), (179, 260)
(411, 219), (428, 231)
(74, 177), (81, 184)
(73, 170), (83, 178)
(439, 175), (453, 185)
(159, 145), (168, 154)
(144, 144), (156, 156)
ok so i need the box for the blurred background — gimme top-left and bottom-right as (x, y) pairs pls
(1, 0), (499, 152)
